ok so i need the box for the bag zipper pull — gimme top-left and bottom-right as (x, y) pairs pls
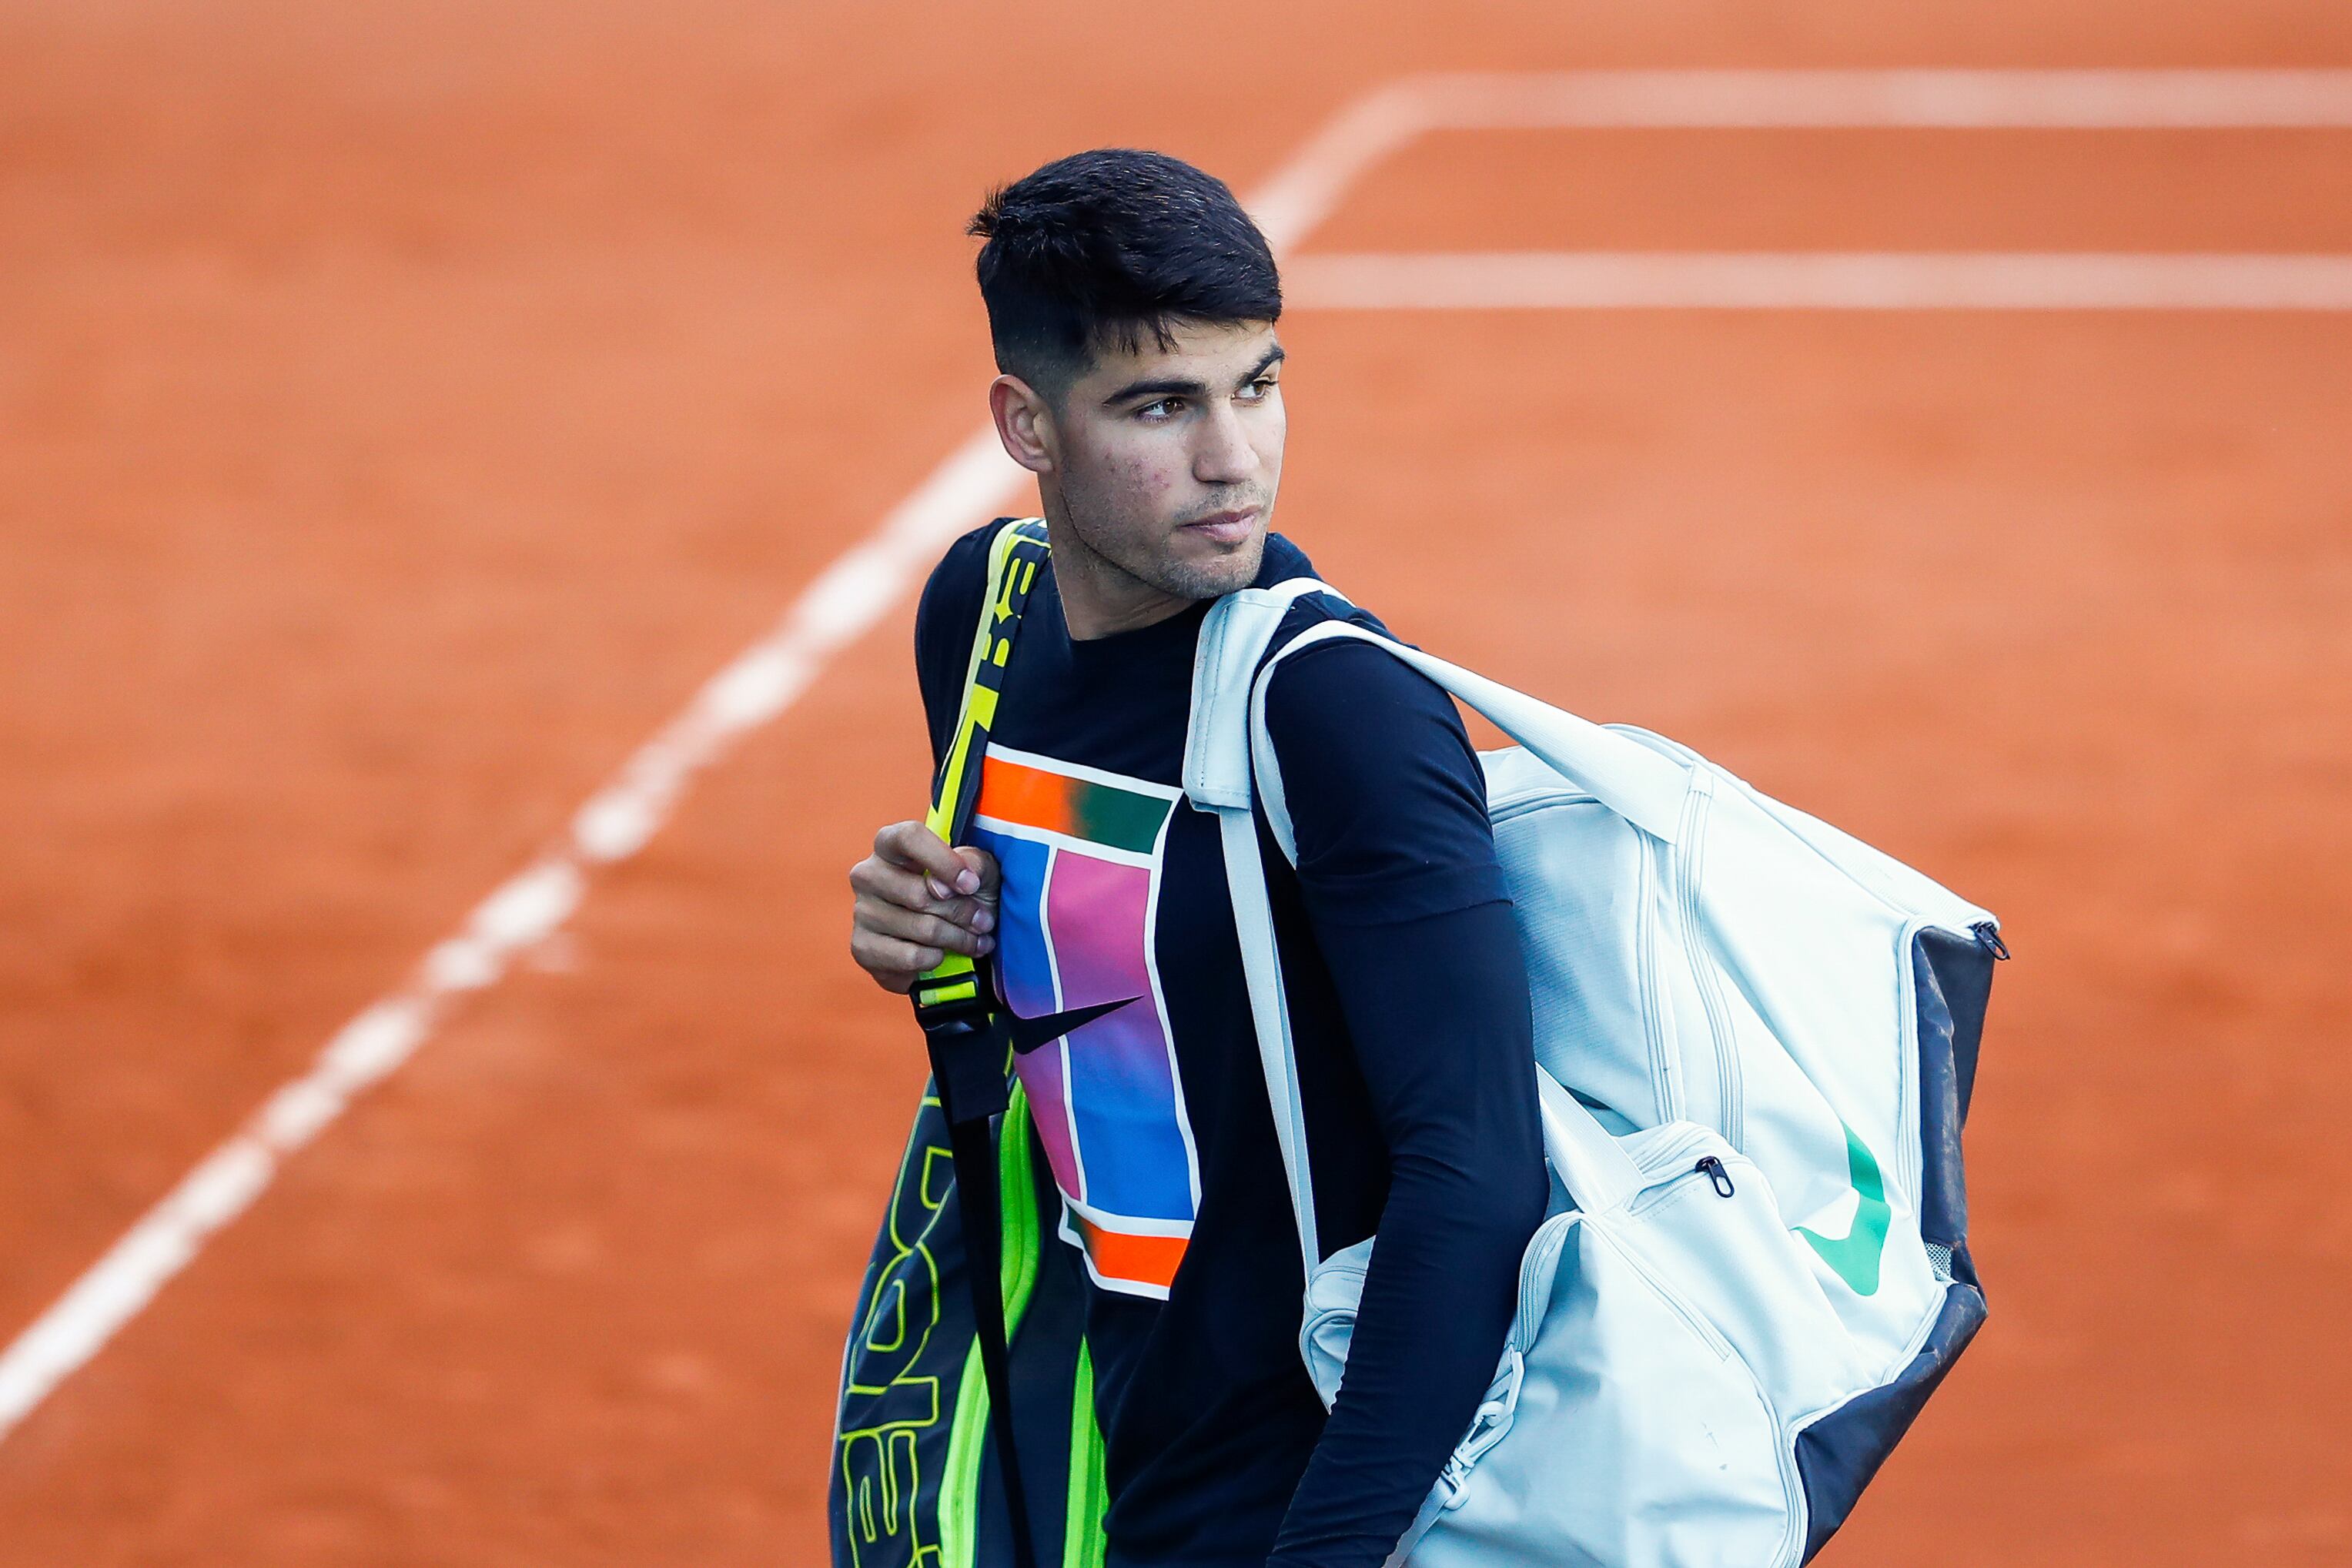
(1696, 1155), (1735, 1198)
(1971, 921), (2010, 961)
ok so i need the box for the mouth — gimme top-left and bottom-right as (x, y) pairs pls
(1180, 507), (1260, 547)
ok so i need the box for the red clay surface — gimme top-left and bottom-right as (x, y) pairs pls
(5, 2), (2350, 1563)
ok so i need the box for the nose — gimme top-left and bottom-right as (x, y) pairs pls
(1192, 400), (1258, 487)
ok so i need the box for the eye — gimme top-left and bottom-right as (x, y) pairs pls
(1136, 397), (1183, 421)
(1238, 376), (1279, 403)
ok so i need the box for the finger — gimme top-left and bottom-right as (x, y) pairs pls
(851, 929), (945, 985)
(906, 891), (995, 932)
(851, 856), (944, 911)
(874, 821), (982, 897)
(850, 861), (994, 931)
(856, 896), (995, 957)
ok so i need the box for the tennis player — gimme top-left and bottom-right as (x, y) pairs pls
(848, 148), (1544, 1568)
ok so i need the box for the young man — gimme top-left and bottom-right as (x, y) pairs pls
(846, 149), (1546, 1568)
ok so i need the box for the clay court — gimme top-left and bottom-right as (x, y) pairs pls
(5, 3), (2350, 1563)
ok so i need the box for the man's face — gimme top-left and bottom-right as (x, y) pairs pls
(1045, 318), (1286, 603)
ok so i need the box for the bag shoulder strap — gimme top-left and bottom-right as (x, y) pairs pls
(1183, 577), (1349, 811)
(1181, 579), (1350, 1285)
(911, 515), (1051, 1568)
(915, 516), (1052, 1003)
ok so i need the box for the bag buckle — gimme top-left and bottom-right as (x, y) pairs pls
(1439, 1347), (1526, 1509)
(912, 965), (1010, 1128)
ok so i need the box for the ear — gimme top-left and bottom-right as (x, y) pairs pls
(988, 375), (1058, 476)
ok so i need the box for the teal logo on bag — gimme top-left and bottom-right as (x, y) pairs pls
(1795, 1122), (1891, 1296)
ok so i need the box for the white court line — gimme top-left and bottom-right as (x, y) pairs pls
(5, 65), (2345, 1444)
(0, 68), (1373, 1443)
(1237, 69), (2352, 260)
(1289, 252), (2352, 311)
(1390, 68), (2352, 130)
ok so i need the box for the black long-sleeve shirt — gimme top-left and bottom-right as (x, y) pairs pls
(914, 520), (1546, 1568)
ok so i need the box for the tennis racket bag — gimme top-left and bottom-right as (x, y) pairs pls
(828, 1084), (1102, 1568)
(1184, 578), (2003, 1567)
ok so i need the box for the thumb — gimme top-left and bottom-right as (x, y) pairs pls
(955, 844), (1001, 902)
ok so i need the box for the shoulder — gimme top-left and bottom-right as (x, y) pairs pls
(1250, 593), (1504, 922)
(1255, 589), (1482, 804)
(912, 517), (1020, 761)
(1260, 592), (1440, 732)
(916, 517), (1014, 634)
(1244, 530), (1417, 705)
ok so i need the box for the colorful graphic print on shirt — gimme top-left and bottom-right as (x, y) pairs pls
(971, 744), (1199, 1299)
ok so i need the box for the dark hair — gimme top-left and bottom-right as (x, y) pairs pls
(969, 149), (1281, 400)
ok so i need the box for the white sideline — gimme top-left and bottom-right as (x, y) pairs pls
(5, 65), (2345, 1445)
(1289, 252), (2352, 312)
(0, 427), (1031, 1438)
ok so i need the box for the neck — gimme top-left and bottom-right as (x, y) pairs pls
(1040, 497), (1195, 641)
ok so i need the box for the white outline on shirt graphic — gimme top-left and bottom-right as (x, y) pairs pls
(973, 743), (1200, 1299)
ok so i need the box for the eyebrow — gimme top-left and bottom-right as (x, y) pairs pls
(1101, 343), (1286, 407)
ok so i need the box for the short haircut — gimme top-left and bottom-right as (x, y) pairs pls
(969, 149), (1282, 400)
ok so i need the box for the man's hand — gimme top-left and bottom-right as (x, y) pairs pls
(849, 821), (1000, 995)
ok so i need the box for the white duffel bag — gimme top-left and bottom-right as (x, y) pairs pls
(1183, 580), (2002, 1566)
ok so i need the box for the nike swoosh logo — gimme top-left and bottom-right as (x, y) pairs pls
(1795, 1121), (1892, 1297)
(1004, 995), (1138, 1055)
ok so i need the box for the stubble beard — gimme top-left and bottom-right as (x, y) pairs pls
(1060, 490), (1272, 606)
(1153, 526), (1269, 601)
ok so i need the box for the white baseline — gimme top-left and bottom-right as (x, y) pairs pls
(1289, 252), (2352, 312)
